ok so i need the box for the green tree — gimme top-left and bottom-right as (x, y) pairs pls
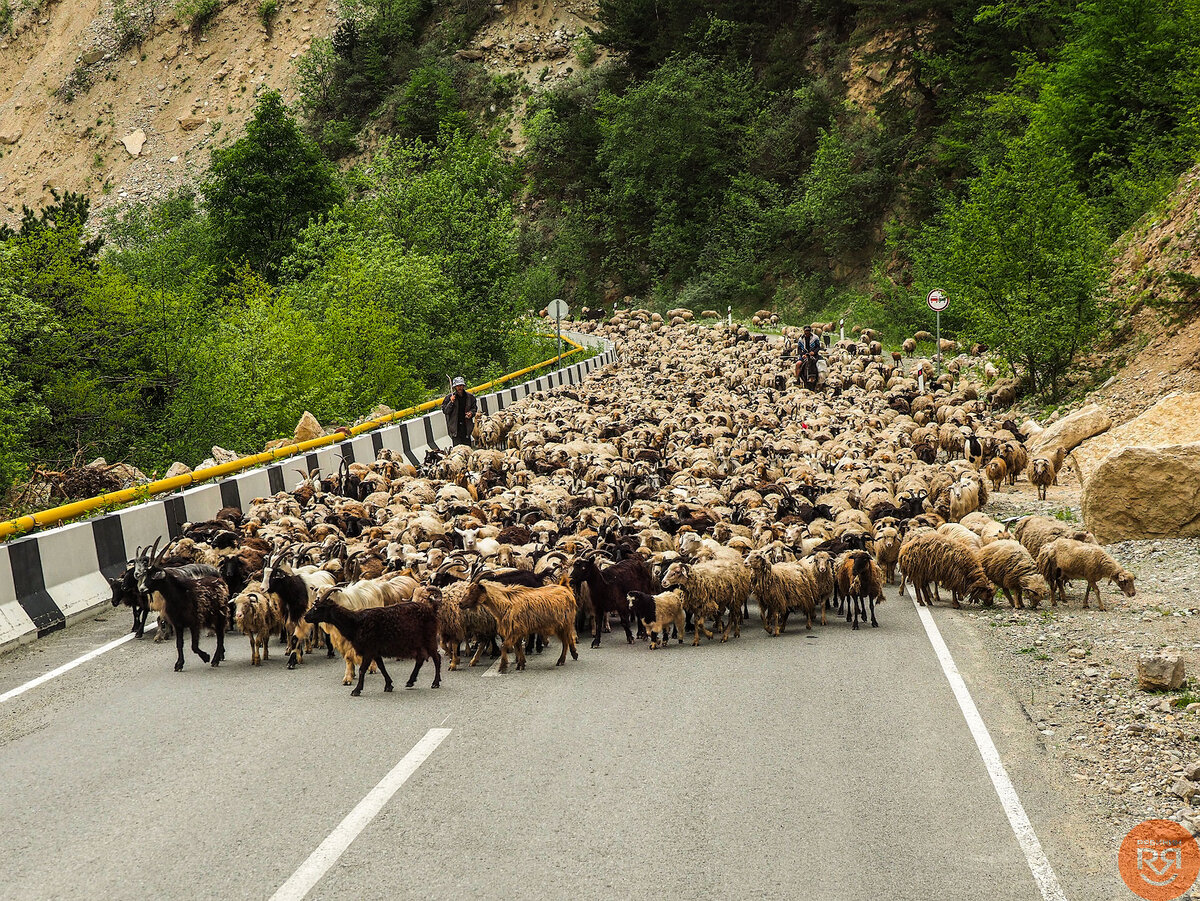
(596, 54), (763, 289)
(203, 90), (344, 279)
(915, 136), (1107, 399)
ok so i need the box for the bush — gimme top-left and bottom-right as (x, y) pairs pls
(575, 32), (598, 68)
(176, 0), (221, 31)
(257, 0), (277, 27)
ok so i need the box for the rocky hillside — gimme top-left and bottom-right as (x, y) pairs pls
(0, 0), (336, 226)
(1087, 163), (1200, 422)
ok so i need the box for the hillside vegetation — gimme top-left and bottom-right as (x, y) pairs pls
(1, 0), (1199, 505)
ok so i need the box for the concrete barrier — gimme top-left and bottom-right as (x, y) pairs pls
(0, 334), (614, 655)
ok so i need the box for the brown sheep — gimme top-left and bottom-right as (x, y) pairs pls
(983, 457), (1007, 493)
(873, 527), (901, 585)
(1037, 539), (1136, 611)
(1028, 457), (1054, 500)
(898, 532), (993, 608)
(1013, 516), (1096, 559)
(748, 551), (820, 635)
(977, 540), (1049, 609)
(460, 580), (578, 673)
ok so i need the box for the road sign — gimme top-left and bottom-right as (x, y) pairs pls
(927, 289), (948, 312)
(546, 298), (570, 320)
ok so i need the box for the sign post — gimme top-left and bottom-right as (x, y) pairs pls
(547, 298), (569, 362)
(926, 289), (949, 376)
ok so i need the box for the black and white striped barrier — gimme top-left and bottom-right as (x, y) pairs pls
(0, 335), (615, 654)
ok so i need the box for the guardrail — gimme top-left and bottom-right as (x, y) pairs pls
(0, 331), (613, 654)
(0, 334), (587, 540)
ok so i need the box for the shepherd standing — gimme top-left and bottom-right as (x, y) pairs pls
(442, 376), (477, 447)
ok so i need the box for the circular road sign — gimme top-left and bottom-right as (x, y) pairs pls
(546, 298), (570, 320)
(927, 289), (949, 312)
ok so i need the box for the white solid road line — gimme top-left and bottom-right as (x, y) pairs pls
(481, 657), (504, 677)
(0, 630), (139, 705)
(909, 591), (1068, 901)
(269, 727), (452, 901)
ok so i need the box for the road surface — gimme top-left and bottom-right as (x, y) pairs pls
(0, 585), (1122, 900)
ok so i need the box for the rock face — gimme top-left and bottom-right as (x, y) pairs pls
(1073, 393), (1200, 483)
(1027, 403), (1111, 461)
(294, 411), (323, 442)
(1138, 651), (1186, 691)
(1082, 444), (1200, 543)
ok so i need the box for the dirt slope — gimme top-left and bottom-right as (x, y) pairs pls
(0, 0), (336, 227)
(1086, 164), (1200, 423)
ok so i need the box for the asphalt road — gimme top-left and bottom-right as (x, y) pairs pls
(0, 586), (1123, 901)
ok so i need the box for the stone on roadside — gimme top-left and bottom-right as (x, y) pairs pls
(0, 129), (21, 145)
(294, 411), (323, 442)
(164, 462), (191, 479)
(210, 446), (238, 464)
(1186, 761), (1200, 782)
(1138, 652), (1186, 692)
(1027, 403), (1111, 461)
(1173, 779), (1198, 802)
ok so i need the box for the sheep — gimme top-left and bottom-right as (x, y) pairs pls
(661, 558), (750, 645)
(897, 532), (993, 608)
(983, 457), (1007, 492)
(1028, 457), (1054, 500)
(834, 550), (885, 629)
(873, 526), (900, 584)
(134, 540), (230, 671)
(1037, 539), (1136, 611)
(807, 551), (836, 624)
(747, 551), (819, 635)
(627, 590), (685, 648)
(976, 541), (1049, 609)
(435, 577), (500, 670)
(1012, 515), (1096, 559)
(232, 584), (282, 665)
(313, 580), (411, 685)
(303, 592), (442, 695)
(459, 580), (578, 673)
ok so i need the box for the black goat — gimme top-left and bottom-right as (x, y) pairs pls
(135, 540), (229, 671)
(109, 563), (150, 637)
(569, 554), (652, 647)
(304, 595), (442, 695)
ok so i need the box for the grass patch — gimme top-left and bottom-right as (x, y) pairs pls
(176, 0), (220, 31)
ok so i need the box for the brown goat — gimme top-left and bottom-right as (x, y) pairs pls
(460, 580), (578, 673)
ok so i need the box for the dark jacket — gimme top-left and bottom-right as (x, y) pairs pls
(442, 390), (478, 439)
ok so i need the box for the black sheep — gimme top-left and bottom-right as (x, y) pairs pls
(304, 595), (442, 695)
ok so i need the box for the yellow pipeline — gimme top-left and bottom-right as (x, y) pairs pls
(0, 334), (590, 539)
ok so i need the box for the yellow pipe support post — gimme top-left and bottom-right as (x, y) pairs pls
(0, 334), (593, 540)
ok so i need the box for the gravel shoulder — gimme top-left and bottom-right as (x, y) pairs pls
(964, 473), (1200, 869)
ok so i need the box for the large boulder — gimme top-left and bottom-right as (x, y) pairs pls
(1082, 443), (1200, 542)
(294, 411), (323, 442)
(1073, 392), (1200, 483)
(1027, 403), (1111, 461)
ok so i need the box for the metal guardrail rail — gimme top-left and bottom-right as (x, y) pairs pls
(0, 334), (587, 540)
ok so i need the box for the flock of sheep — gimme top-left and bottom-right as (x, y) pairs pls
(109, 314), (1138, 694)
